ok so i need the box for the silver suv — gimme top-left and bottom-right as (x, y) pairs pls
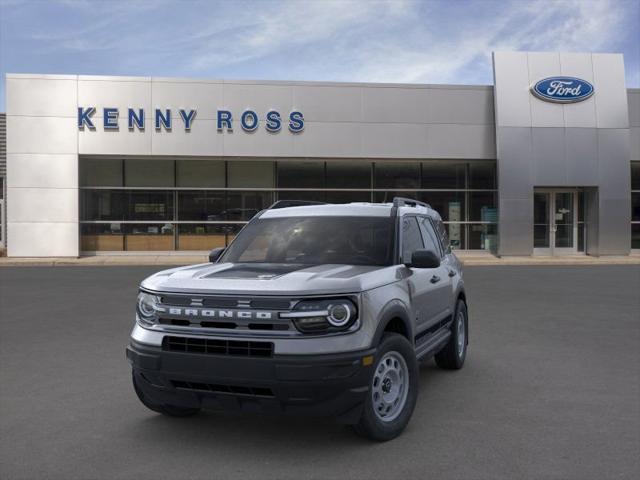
(127, 198), (468, 441)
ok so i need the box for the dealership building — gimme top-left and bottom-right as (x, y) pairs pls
(1, 51), (639, 257)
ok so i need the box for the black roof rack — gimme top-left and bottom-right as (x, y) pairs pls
(392, 197), (432, 209)
(268, 200), (328, 210)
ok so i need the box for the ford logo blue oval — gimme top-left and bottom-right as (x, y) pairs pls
(531, 77), (594, 103)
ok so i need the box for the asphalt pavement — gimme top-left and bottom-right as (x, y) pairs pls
(0, 265), (638, 480)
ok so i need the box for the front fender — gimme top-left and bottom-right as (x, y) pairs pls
(370, 299), (414, 348)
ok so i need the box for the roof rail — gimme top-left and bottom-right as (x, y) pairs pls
(268, 200), (327, 209)
(392, 197), (432, 209)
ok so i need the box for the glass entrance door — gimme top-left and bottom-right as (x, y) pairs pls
(533, 189), (578, 255)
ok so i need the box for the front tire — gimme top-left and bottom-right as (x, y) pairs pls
(435, 299), (468, 370)
(132, 372), (201, 417)
(353, 333), (418, 441)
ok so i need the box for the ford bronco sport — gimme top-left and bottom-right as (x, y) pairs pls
(127, 197), (468, 441)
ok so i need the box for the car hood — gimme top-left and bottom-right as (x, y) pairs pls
(140, 262), (402, 296)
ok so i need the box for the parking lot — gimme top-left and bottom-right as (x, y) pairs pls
(0, 265), (638, 480)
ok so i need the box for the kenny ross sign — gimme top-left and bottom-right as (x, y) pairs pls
(77, 107), (304, 133)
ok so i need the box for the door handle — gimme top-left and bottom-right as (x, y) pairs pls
(430, 275), (441, 284)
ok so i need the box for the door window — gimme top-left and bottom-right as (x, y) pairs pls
(554, 192), (574, 248)
(533, 190), (578, 253)
(401, 217), (424, 264)
(533, 192), (550, 248)
(418, 217), (442, 257)
(434, 219), (451, 253)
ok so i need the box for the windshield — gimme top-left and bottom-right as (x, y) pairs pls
(221, 216), (394, 266)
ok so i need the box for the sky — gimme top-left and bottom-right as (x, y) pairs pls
(0, 0), (639, 111)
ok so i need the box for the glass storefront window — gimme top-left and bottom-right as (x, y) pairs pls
(176, 160), (225, 188)
(468, 162), (496, 189)
(632, 224), (640, 249)
(79, 158), (498, 252)
(123, 223), (174, 251)
(578, 224), (585, 252)
(228, 161), (274, 188)
(80, 158), (123, 186)
(631, 162), (640, 191)
(445, 223), (465, 249)
(81, 190), (126, 221)
(422, 162), (466, 189)
(177, 224), (235, 250)
(277, 161), (324, 188)
(419, 191), (465, 222)
(326, 161), (371, 189)
(325, 190), (371, 204)
(125, 159), (174, 187)
(128, 191), (173, 221)
(226, 191), (272, 220)
(82, 190), (174, 221)
(632, 192), (640, 222)
(277, 190), (327, 202)
(467, 223), (497, 251)
(375, 162), (420, 189)
(178, 191), (224, 221)
(80, 223), (124, 251)
(469, 191), (497, 222)
(374, 191), (419, 203)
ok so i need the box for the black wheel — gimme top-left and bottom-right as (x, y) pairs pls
(435, 299), (468, 370)
(132, 372), (200, 417)
(353, 333), (418, 441)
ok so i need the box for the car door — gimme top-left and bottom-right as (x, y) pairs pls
(416, 216), (453, 332)
(401, 216), (443, 338)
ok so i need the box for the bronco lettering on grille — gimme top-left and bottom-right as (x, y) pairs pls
(157, 307), (273, 320)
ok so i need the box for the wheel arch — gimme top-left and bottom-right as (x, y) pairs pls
(371, 301), (414, 347)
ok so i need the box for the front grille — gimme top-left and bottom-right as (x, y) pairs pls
(157, 318), (290, 331)
(171, 380), (274, 397)
(159, 295), (292, 310)
(162, 336), (274, 357)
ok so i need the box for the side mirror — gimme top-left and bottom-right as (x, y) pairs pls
(407, 249), (440, 269)
(208, 247), (225, 263)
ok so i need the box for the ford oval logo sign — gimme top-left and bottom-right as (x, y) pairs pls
(531, 77), (594, 103)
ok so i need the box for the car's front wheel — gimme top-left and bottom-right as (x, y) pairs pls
(132, 372), (201, 417)
(353, 333), (418, 441)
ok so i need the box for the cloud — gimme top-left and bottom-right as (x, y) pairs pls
(186, 0), (411, 70)
(0, 0), (637, 93)
(344, 0), (633, 84)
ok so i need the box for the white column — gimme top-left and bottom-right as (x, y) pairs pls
(6, 74), (79, 257)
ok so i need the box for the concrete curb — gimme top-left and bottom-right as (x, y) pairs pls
(460, 257), (640, 266)
(1, 254), (639, 267)
(0, 255), (209, 267)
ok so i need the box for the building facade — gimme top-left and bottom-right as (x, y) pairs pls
(3, 51), (640, 257)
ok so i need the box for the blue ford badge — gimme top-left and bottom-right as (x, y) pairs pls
(531, 77), (594, 103)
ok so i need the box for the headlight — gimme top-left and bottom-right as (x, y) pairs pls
(136, 291), (160, 327)
(281, 298), (358, 334)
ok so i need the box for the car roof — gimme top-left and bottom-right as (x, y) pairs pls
(259, 202), (442, 220)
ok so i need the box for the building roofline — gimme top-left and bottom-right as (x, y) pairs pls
(4, 73), (494, 90)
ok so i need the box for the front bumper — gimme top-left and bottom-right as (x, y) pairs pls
(126, 340), (376, 423)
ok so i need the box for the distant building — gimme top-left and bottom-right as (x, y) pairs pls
(2, 51), (639, 257)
